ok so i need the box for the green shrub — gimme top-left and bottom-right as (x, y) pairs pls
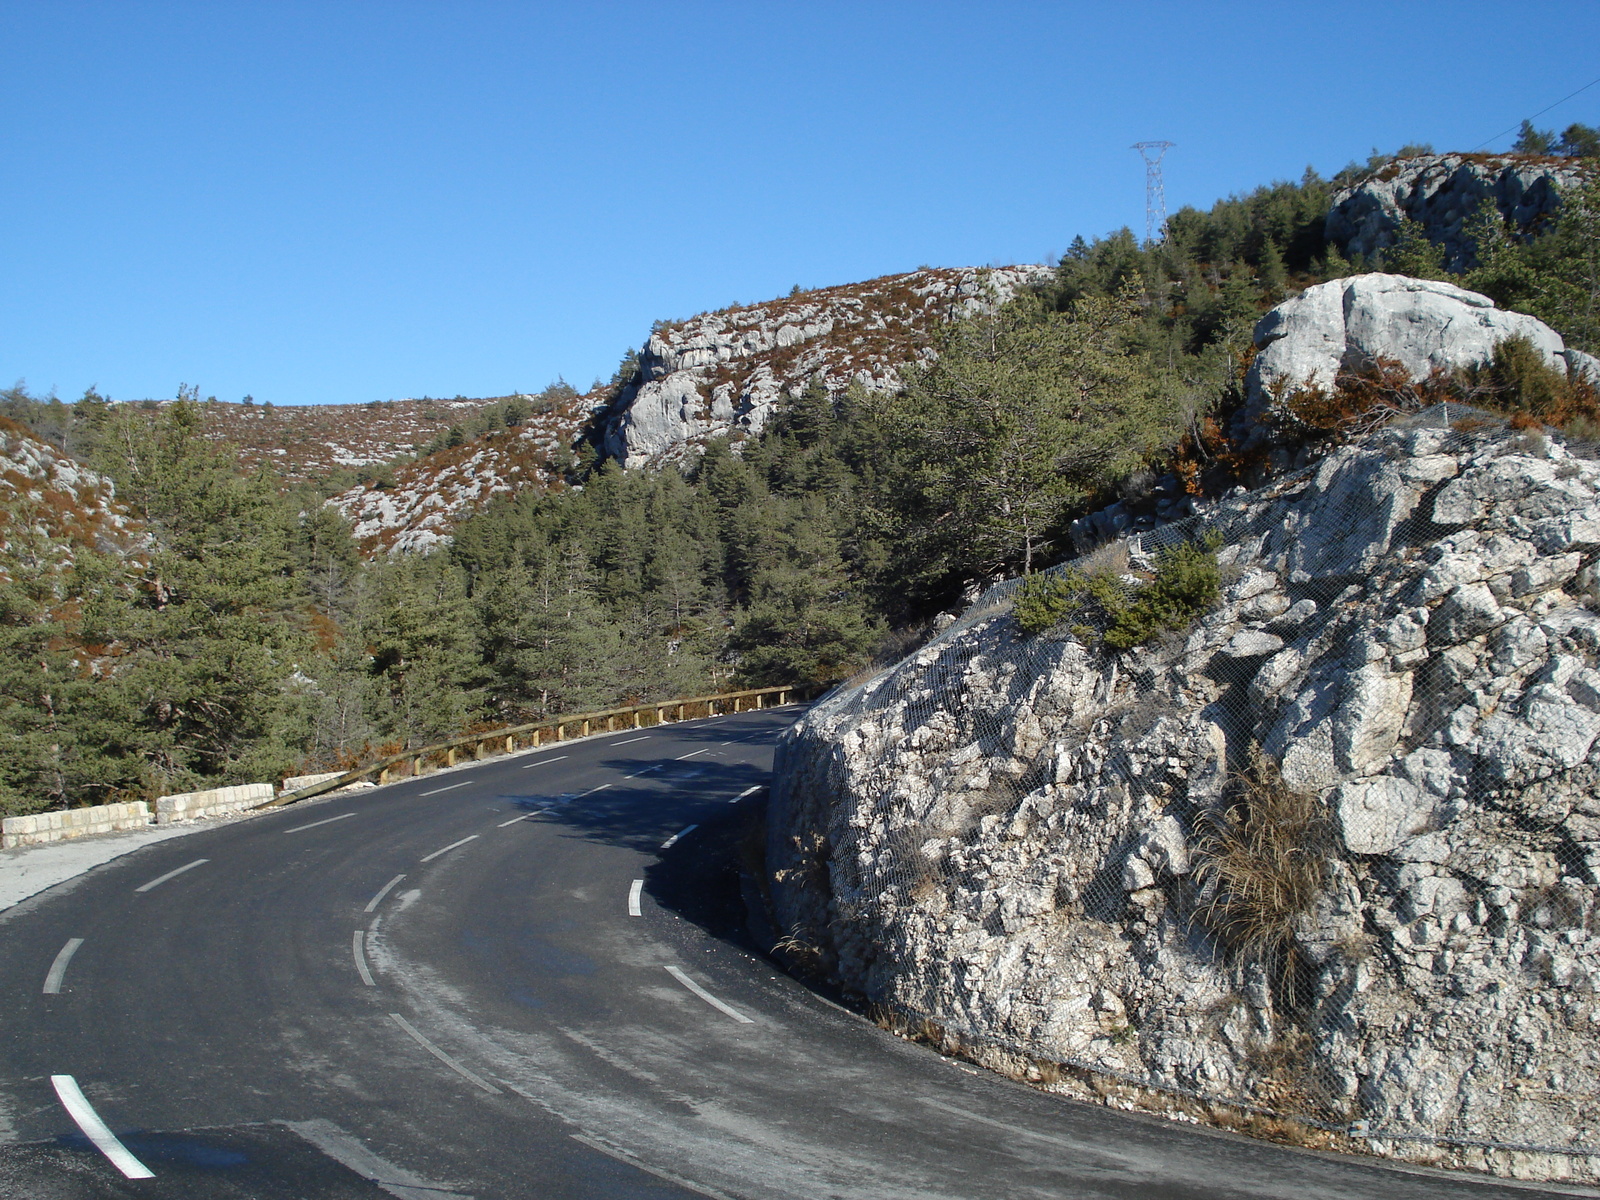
(1103, 538), (1221, 650)
(1013, 535), (1221, 648)
(1014, 572), (1077, 634)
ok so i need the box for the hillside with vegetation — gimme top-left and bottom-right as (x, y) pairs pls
(2, 128), (1598, 817)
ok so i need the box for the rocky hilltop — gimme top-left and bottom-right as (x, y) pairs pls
(1326, 153), (1592, 271)
(325, 396), (588, 555)
(767, 281), (1600, 1180)
(182, 395), (512, 482)
(598, 265), (1051, 467)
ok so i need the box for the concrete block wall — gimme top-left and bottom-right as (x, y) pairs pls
(2, 801), (151, 849)
(155, 783), (274, 824)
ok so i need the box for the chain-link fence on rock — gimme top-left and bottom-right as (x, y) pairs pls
(767, 405), (1600, 1181)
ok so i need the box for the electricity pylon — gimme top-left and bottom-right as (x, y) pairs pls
(1132, 141), (1175, 245)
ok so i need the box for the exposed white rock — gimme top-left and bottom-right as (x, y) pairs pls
(1246, 274), (1568, 425)
(768, 415), (1600, 1177)
(0, 423), (142, 585)
(600, 265), (1052, 467)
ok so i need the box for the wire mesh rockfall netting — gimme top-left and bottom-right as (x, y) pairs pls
(769, 405), (1600, 1178)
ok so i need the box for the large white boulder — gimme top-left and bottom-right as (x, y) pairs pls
(1238, 274), (1574, 449)
(1251, 273), (1566, 399)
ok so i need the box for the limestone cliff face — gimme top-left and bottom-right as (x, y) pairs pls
(599, 265), (1051, 467)
(769, 417), (1600, 1175)
(1326, 154), (1592, 271)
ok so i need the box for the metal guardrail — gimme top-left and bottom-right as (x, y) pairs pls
(257, 683), (824, 810)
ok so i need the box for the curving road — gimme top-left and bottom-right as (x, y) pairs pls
(0, 707), (1578, 1199)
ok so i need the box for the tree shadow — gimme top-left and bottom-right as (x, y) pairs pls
(499, 714), (793, 950)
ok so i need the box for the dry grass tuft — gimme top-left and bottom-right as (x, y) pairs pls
(1194, 746), (1333, 1006)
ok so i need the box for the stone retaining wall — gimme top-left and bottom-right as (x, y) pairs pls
(155, 783), (274, 824)
(1, 802), (151, 849)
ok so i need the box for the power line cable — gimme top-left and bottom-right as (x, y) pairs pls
(1472, 74), (1600, 151)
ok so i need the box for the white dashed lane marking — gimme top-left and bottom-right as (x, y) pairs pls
(628, 879), (643, 916)
(497, 811), (543, 827)
(43, 938), (84, 994)
(520, 754), (569, 770)
(51, 1075), (154, 1179)
(660, 825), (697, 850)
(283, 812), (355, 834)
(420, 835), (478, 863)
(664, 965), (754, 1023)
(134, 859), (209, 893)
(389, 1014), (502, 1094)
(364, 874), (406, 913)
(353, 930), (376, 986)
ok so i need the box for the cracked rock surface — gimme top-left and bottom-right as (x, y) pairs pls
(769, 416), (1600, 1176)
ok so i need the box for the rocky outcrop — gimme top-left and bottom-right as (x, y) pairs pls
(1238, 273), (1586, 452)
(327, 403), (587, 555)
(769, 414), (1600, 1177)
(1326, 154), (1592, 271)
(599, 265), (1051, 467)
(0, 419), (142, 586)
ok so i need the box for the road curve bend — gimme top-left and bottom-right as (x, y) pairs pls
(0, 708), (1581, 1199)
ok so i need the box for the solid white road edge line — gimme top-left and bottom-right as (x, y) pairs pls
(497, 812), (536, 827)
(664, 965), (754, 1023)
(660, 825), (697, 850)
(622, 765), (661, 779)
(134, 858), (209, 893)
(364, 873), (406, 913)
(628, 879), (643, 917)
(579, 783), (612, 797)
(569, 1133), (736, 1200)
(419, 781), (472, 796)
(730, 785), (761, 802)
(388, 1014), (502, 1094)
(520, 754), (568, 769)
(50, 1075), (155, 1180)
(674, 748), (709, 760)
(608, 735), (650, 746)
(420, 835), (478, 863)
(43, 938), (84, 994)
(353, 930), (376, 987)
(283, 812), (355, 834)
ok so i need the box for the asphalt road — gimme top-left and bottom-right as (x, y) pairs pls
(0, 707), (1578, 1199)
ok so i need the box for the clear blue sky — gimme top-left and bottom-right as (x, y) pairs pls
(4, 1), (1598, 406)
